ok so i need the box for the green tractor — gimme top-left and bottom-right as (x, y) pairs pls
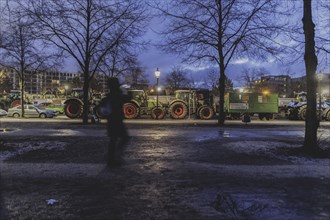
(167, 89), (215, 119)
(63, 88), (103, 119)
(166, 90), (190, 119)
(0, 90), (22, 111)
(195, 89), (215, 120)
(123, 90), (166, 119)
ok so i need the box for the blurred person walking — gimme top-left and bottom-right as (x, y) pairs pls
(103, 77), (129, 167)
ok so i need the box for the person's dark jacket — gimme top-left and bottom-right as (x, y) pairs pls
(106, 89), (129, 137)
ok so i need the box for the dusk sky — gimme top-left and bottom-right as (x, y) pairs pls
(8, 0), (327, 88)
(136, 1), (329, 87)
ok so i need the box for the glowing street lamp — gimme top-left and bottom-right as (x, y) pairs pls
(262, 90), (270, 95)
(155, 68), (160, 119)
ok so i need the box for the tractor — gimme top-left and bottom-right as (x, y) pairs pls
(286, 92), (307, 120)
(286, 92), (330, 121)
(195, 89), (215, 119)
(322, 102), (330, 121)
(166, 90), (190, 119)
(166, 89), (215, 119)
(123, 90), (166, 119)
(288, 100), (330, 121)
(0, 90), (22, 111)
(63, 88), (103, 119)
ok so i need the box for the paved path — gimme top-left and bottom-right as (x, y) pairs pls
(1, 162), (329, 179)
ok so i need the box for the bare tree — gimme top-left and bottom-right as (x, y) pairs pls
(124, 64), (149, 87)
(203, 70), (218, 92)
(24, 0), (148, 123)
(203, 69), (233, 96)
(302, 0), (319, 153)
(0, 7), (58, 117)
(240, 67), (268, 91)
(288, 1), (329, 71)
(165, 67), (190, 92)
(314, 1), (330, 55)
(155, 0), (289, 125)
(98, 44), (136, 78)
(225, 76), (234, 93)
(97, 26), (147, 80)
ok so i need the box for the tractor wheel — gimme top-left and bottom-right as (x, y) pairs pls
(123, 103), (139, 119)
(325, 109), (330, 121)
(64, 100), (83, 118)
(278, 107), (287, 118)
(198, 106), (214, 120)
(298, 106), (307, 120)
(258, 114), (265, 120)
(288, 108), (299, 120)
(94, 105), (106, 119)
(10, 100), (21, 108)
(196, 106), (203, 119)
(151, 107), (165, 119)
(230, 113), (241, 120)
(169, 102), (188, 119)
(265, 113), (274, 120)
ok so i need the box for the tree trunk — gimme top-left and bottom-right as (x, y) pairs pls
(216, 1), (226, 126)
(20, 78), (25, 118)
(82, 2), (91, 125)
(218, 68), (226, 126)
(302, 0), (319, 153)
(19, 67), (25, 118)
(82, 71), (90, 124)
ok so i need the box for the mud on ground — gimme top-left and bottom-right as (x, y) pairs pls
(0, 122), (330, 219)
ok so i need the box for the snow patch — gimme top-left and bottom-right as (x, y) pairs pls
(226, 141), (290, 154)
(226, 141), (330, 165)
(0, 141), (67, 161)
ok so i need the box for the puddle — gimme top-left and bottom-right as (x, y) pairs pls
(218, 130), (231, 138)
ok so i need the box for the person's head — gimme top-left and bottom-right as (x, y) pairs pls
(107, 77), (120, 92)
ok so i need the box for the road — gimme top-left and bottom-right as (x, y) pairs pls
(1, 116), (330, 140)
(2, 114), (330, 125)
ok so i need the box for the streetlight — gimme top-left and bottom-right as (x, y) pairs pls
(262, 90), (270, 95)
(155, 68), (161, 119)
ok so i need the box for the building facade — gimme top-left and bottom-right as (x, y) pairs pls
(24, 71), (84, 94)
(0, 67), (84, 95)
(251, 73), (329, 99)
(259, 75), (291, 97)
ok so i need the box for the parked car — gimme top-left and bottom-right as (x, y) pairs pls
(7, 104), (56, 118)
(45, 104), (64, 114)
(0, 109), (7, 117)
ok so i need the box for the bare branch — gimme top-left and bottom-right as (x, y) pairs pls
(22, 0), (148, 123)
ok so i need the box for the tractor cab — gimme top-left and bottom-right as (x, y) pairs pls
(127, 90), (148, 106)
(70, 88), (84, 99)
(8, 90), (21, 99)
(195, 89), (212, 106)
(174, 90), (196, 103)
